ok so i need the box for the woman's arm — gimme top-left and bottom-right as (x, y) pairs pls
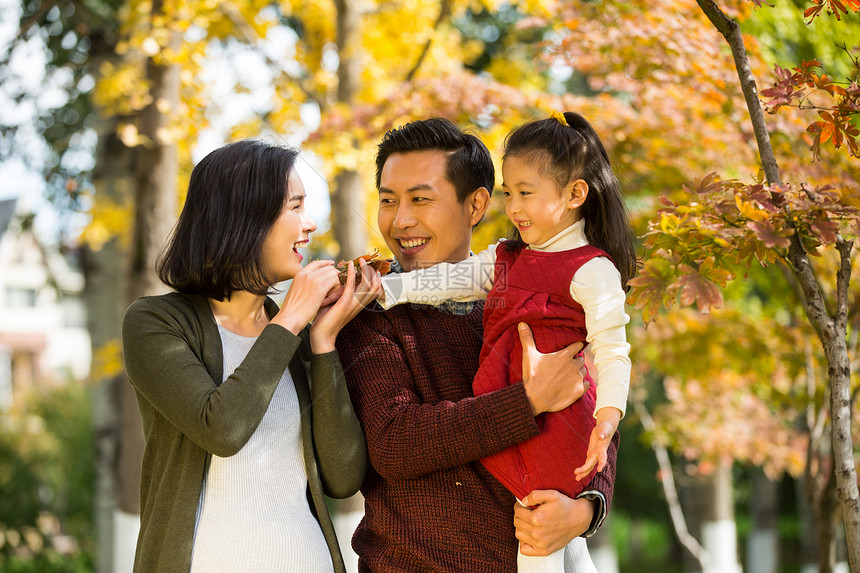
(309, 349), (368, 498)
(122, 296), (300, 457)
(378, 242), (499, 309)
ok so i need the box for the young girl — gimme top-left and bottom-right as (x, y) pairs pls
(122, 139), (381, 572)
(379, 112), (637, 572)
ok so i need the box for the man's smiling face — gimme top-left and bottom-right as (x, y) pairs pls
(377, 150), (478, 272)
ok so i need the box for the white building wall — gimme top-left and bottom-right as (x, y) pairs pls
(0, 209), (90, 405)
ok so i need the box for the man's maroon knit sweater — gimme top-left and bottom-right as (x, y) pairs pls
(336, 300), (617, 573)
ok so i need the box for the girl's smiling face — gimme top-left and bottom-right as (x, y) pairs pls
(502, 154), (585, 246)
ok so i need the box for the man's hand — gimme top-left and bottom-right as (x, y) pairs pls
(519, 322), (588, 415)
(513, 490), (595, 556)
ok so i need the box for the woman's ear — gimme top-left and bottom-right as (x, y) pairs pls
(468, 187), (491, 226)
(566, 179), (589, 209)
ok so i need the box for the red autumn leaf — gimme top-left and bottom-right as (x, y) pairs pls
(810, 213), (839, 244)
(761, 84), (796, 110)
(773, 64), (794, 81)
(747, 220), (792, 249)
(830, 0), (848, 16)
(628, 273), (671, 323)
(848, 132), (860, 157)
(690, 172), (725, 196)
(804, 4), (824, 21)
(628, 253), (680, 323)
(675, 267), (723, 313)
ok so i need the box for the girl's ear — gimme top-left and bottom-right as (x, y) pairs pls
(566, 179), (589, 209)
(468, 187), (491, 226)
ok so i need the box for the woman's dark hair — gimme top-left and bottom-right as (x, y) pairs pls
(503, 112), (638, 288)
(375, 118), (495, 203)
(157, 139), (300, 300)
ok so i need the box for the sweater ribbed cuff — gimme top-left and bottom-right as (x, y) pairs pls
(576, 490), (607, 538)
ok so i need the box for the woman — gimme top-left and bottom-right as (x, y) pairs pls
(122, 139), (379, 572)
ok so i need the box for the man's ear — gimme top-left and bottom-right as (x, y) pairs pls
(468, 187), (491, 227)
(566, 179), (589, 209)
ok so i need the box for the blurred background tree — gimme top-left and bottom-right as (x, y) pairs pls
(0, 0), (856, 572)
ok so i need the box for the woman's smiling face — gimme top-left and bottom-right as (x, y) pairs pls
(261, 169), (317, 283)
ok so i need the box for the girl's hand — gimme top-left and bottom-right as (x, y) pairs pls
(272, 260), (340, 335)
(574, 407), (621, 480)
(310, 259), (383, 353)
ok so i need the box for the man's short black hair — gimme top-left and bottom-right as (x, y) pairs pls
(157, 139), (300, 301)
(375, 118), (495, 203)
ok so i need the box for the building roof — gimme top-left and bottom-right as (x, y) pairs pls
(0, 198), (17, 240)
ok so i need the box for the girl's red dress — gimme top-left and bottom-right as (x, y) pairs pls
(475, 242), (607, 500)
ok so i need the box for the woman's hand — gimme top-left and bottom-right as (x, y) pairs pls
(272, 260), (340, 335)
(310, 259), (383, 353)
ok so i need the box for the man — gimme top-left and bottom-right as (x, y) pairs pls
(336, 118), (618, 572)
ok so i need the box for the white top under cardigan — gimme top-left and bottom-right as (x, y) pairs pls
(190, 325), (334, 573)
(380, 219), (631, 417)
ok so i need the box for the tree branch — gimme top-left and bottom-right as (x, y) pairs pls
(834, 239), (852, 333)
(15, 0), (60, 43)
(631, 391), (711, 571)
(405, 0), (453, 82)
(695, 0), (836, 341)
(806, 341), (827, 453)
(224, 10), (323, 107)
(695, 0), (782, 187)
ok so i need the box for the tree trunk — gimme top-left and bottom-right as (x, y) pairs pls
(331, 0), (367, 260)
(746, 469), (779, 573)
(83, 122), (134, 573)
(332, 170), (367, 260)
(113, 3), (181, 570)
(701, 461), (740, 573)
(695, 3), (860, 569)
(807, 451), (838, 573)
(679, 461), (740, 573)
(118, 24), (180, 519)
(795, 475), (819, 573)
(328, 6), (366, 557)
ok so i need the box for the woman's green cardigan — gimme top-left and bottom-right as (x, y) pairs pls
(122, 292), (367, 573)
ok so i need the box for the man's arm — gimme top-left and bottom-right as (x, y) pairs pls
(336, 309), (539, 480)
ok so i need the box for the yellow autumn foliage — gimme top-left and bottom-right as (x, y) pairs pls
(90, 339), (125, 383)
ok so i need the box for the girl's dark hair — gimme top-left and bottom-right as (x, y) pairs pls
(503, 112), (638, 288)
(375, 118), (495, 203)
(157, 139), (300, 300)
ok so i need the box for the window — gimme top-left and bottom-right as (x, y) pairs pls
(6, 287), (37, 307)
